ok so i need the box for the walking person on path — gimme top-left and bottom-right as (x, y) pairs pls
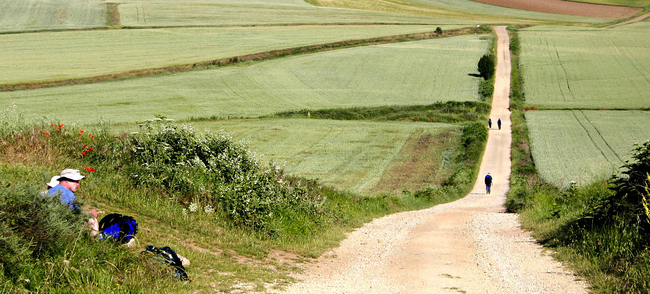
(497, 118), (502, 130)
(484, 172), (493, 194)
(488, 118), (492, 129)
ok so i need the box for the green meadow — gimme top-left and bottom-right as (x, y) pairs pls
(519, 25), (650, 109)
(525, 110), (650, 187)
(0, 35), (489, 124)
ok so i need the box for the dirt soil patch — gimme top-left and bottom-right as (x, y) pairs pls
(471, 0), (642, 18)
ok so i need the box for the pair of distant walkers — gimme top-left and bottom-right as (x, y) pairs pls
(488, 118), (502, 130)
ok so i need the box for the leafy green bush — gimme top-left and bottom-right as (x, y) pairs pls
(478, 54), (495, 80)
(125, 122), (328, 236)
(0, 183), (84, 280)
(478, 78), (494, 99)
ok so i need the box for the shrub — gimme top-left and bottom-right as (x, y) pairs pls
(0, 183), (84, 280)
(435, 27), (443, 34)
(125, 122), (328, 236)
(477, 54), (495, 80)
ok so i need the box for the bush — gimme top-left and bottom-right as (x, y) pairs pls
(125, 122), (328, 236)
(477, 54), (495, 80)
(0, 183), (84, 280)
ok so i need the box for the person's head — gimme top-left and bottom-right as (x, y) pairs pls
(47, 176), (60, 189)
(58, 169), (85, 192)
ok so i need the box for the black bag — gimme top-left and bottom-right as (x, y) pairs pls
(142, 245), (190, 281)
(98, 213), (138, 244)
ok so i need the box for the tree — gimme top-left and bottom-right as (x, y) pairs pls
(435, 27), (443, 34)
(477, 54), (495, 80)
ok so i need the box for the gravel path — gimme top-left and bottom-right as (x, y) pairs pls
(279, 26), (589, 294)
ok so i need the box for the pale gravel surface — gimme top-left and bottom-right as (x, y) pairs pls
(277, 27), (589, 294)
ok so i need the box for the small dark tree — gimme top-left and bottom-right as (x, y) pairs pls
(435, 27), (443, 34)
(477, 54), (495, 80)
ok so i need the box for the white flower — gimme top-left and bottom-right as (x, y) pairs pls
(189, 202), (198, 212)
(204, 205), (214, 214)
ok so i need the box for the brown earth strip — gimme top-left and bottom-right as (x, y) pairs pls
(471, 0), (642, 18)
(372, 129), (461, 195)
(0, 26), (484, 92)
(106, 3), (121, 28)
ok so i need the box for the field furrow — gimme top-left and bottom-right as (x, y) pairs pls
(526, 110), (650, 187)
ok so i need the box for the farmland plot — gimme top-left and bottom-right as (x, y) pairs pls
(519, 26), (650, 109)
(0, 0), (106, 32)
(179, 119), (463, 196)
(117, 0), (452, 26)
(307, 0), (608, 23)
(0, 25), (459, 86)
(0, 35), (487, 124)
(526, 110), (650, 187)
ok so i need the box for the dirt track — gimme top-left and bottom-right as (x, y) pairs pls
(279, 26), (588, 294)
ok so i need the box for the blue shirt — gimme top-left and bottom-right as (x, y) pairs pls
(47, 184), (79, 210)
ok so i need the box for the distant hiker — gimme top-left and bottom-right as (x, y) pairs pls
(497, 118), (502, 130)
(488, 118), (492, 129)
(47, 169), (99, 236)
(485, 172), (493, 194)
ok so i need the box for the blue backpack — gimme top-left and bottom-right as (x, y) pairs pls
(98, 213), (138, 244)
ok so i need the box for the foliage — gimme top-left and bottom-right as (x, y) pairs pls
(477, 54), (495, 80)
(126, 121), (328, 236)
(272, 101), (490, 123)
(0, 183), (85, 280)
(478, 78), (494, 99)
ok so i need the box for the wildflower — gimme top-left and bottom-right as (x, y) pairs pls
(50, 123), (54, 126)
(204, 205), (214, 214)
(79, 130), (84, 133)
(58, 124), (64, 128)
(182, 208), (188, 215)
(83, 144), (87, 147)
(189, 202), (198, 213)
(82, 151), (87, 156)
(90, 147), (93, 151)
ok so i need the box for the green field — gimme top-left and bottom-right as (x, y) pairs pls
(0, 35), (488, 124)
(566, 0), (650, 7)
(519, 25), (650, 109)
(139, 119), (460, 196)
(0, 0), (107, 32)
(526, 110), (650, 187)
(0, 25), (463, 86)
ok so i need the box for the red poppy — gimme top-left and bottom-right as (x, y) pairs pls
(91, 168), (96, 172)
(82, 151), (87, 156)
(79, 130), (84, 133)
(50, 123), (54, 126)
(90, 147), (93, 151)
(85, 167), (92, 172)
(58, 124), (64, 128)
(83, 144), (87, 147)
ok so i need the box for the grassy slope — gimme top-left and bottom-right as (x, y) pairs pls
(0, 25), (460, 86)
(0, 35), (488, 125)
